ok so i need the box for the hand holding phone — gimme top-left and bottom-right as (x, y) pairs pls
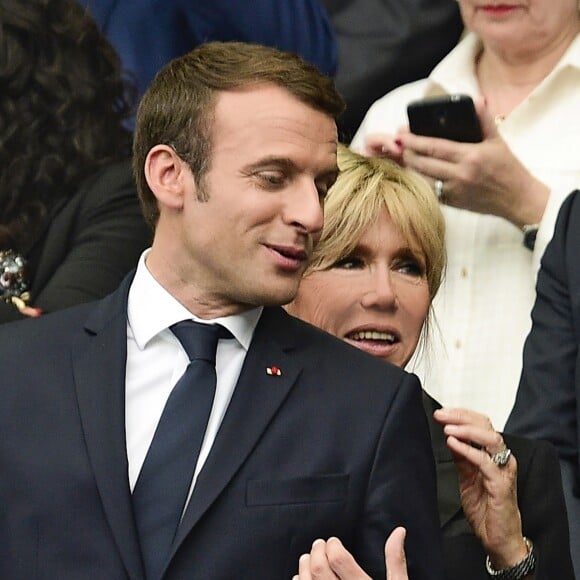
(407, 94), (483, 143)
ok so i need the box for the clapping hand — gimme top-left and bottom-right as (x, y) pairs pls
(293, 528), (408, 580)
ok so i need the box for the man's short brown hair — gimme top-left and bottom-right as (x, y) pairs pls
(132, 41), (345, 227)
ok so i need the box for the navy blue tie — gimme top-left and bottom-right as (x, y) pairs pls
(132, 320), (230, 580)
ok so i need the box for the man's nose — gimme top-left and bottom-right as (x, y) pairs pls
(283, 180), (324, 235)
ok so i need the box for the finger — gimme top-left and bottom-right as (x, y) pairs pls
(398, 132), (463, 163)
(446, 435), (516, 480)
(325, 537), (372, 580)
(363, 133), (404, 162)
(308, 539), (338, 580)
(385, 527), (408, 580)
(401, 148), (453, 183)
(433, 407), (495, 431)
(473, 96), (498, 140)
(443, 423), (505, 453)
(20, 305), (43, 317)
(446, 435), (497, 482)
(298, 553), (313, 580)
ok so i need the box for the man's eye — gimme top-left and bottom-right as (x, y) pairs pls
(258, 172), (285, 187)
(332, 256), (364, 270)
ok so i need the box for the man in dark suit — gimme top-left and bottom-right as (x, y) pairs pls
(506, 189), (580, 577)
(0, 42), (443, 579)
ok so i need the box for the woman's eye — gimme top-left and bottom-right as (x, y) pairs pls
(332, 256), (364, 270)
(396, 260), (425, 277)
(315, 180), (334, 200)
(316, 185), (328, 200)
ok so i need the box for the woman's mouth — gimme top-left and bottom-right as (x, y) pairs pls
(344, 329), (401, 362)
(481, 4), (518, 16)
(348, 330), (396, 343)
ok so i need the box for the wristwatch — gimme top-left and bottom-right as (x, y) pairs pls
(522, 224), (539, 251)
(485, 537), (536, 579)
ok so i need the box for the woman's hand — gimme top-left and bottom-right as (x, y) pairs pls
(364, 100), (550, 228)
(10, 296), (43, 318)
(293, 529), (408, 580)
(433, 407), (528, 570)
(357, 133), (405, 166)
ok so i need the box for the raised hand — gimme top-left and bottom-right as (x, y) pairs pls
(293, 528), (408, 580)
(433, 407), (528, 569)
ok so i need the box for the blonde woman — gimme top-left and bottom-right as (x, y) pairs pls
(288, 146), (573, 579)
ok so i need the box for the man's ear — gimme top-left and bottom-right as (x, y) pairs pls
(144, 144), (192, 210)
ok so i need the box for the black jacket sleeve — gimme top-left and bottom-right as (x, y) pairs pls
(506, 190), (580, 462)
(0, 161), (151, 324)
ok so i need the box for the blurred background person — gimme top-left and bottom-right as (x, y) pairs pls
(80, 0), (464, 139)
(351, 0), (580, 430)
(287, 146), (573, 579)
(506, 188), (580, 575)
(322, 0), (463, 140)
(80, 0), (337, 124)
(0, 0), (150, 322)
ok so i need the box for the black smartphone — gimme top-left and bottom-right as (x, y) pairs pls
(407, 94), (483, 143)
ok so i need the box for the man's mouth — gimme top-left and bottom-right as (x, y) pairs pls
(270, 245), (307, 261)
(266, 244), (308, 271)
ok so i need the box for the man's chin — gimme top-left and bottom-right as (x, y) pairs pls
(250, 282), (301, 308)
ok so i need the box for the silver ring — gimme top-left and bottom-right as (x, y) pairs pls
(434, 179), (444, 199)
(490, 446), (512, 467)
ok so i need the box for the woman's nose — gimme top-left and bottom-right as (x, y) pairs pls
(360, 267), (397, 309)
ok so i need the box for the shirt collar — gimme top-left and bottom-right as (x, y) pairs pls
(427, 32), (580, 95)
(128, 250), (262, 351)
(427, 33), (482, 96)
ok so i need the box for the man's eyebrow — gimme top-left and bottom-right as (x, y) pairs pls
(244, 158), (338, 179)
(243, 157), (297, 172)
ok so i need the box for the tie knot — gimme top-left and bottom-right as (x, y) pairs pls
(170, 320), (231, 363)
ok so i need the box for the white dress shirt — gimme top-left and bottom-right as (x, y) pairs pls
(125, 251), (262, 497)
(352, 33), (580, 428)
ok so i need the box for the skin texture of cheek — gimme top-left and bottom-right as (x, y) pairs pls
(287, 275), (345, 336)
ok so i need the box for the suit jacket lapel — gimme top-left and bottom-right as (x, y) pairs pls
(72, 273), (144, 580)
(422, 392), (462, 527)
(171, 307), (302, 552)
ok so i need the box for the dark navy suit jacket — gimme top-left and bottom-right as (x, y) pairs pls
(506, 191), (580, 484)
(81, 0), (337, 101)
(0, 275), (443, 579)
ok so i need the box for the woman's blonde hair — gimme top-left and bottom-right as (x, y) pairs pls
(307, 145), (446, 300)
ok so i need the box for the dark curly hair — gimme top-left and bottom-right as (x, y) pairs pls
(0, 0), (134, 250)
